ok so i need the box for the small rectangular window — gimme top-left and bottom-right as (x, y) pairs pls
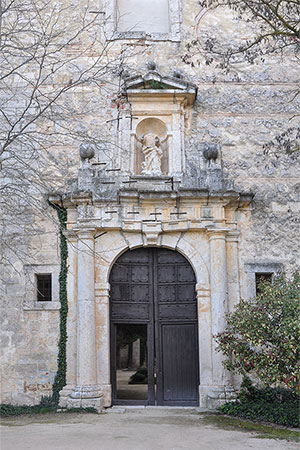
(36, 274), (52, 301)
(255, 273), (272, 294)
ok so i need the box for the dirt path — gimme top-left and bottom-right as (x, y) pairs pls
(1, 408), (298, 450)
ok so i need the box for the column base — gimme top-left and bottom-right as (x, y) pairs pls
(59, 385), (104, 412)
(199, 385), (238, 410)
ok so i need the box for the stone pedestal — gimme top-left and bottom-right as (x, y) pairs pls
(207, 385), (237, 410)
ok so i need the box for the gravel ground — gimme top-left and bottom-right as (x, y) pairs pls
(1, 407), (299, 450)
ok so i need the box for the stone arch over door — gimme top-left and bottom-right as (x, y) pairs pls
(109, 246), (200, 406)
(93, 230), (217, 408)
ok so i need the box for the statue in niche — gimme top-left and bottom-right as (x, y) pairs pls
(136, 133), (167, 176)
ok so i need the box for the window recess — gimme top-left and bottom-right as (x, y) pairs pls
(255, 272), (272, 295)
(36, 274), (52, 302)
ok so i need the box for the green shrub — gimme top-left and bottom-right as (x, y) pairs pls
(0, 403), (57, 417)
(219, 378), (300, 427)
(0, 403), (97, 417)
(216, 272), (300, 393)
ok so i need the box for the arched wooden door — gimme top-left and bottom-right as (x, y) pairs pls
(109, 247), (199, 406)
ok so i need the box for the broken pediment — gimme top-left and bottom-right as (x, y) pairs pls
(124, 71), (197, 106)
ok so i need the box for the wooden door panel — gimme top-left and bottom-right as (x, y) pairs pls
(131, 265), (150, 282)
(110, 264), (129, 282)
(131, 284), (150, 302)
(155, 248), (199, 406)
(160, 323), (199, 404)
(177, 265), (195, 282)
(157, 285), (176, 302)
(158, 304), (197, 320)
(110, 284), (130, 301)
(177, 284), (196, 300)
(157, 265), (177, 283)
(111, 303), (149, 321)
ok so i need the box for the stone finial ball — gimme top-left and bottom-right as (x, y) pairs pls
(121, 70), (130, 79)
(173, 70), (182, 79)
(203, 145), (218, 161)
(147, 61), (156, 71)
(79, 142), (95, 161)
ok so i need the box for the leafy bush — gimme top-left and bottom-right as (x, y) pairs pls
(0, 403), (97, 417)
(219, 378), (300, 427)
(39, 395), (57, 407)
(0, 403), (57, 417)
(216, 272), (300, 393)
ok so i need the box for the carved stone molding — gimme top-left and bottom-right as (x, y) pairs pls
(142, 222), (162, 246)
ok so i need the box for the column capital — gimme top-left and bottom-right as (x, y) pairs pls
(63, 230), (78, 243)
(206, 228), (228, 240)
(226, 230), (240, 243)
(74, 228), (96, 240)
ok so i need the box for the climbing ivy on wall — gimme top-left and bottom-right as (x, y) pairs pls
(48, 202), (68, 404)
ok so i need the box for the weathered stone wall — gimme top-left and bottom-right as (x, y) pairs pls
(0, 0), (299, 405)
(0, 215), (60, 404)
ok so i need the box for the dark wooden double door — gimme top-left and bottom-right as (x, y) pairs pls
(110, 247), (199, 406)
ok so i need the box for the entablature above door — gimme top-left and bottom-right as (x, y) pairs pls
(49, 188), (253, 240)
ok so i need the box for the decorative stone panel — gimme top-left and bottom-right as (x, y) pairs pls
(104, 0), (181, 41)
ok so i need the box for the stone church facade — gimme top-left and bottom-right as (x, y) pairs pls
(1, 0), (299, 410)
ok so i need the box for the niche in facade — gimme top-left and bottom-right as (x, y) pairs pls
(135, 118), (168, 175)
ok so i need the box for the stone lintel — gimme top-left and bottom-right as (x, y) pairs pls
(244, 262), (283, 273)
(127, 90), (196, 106)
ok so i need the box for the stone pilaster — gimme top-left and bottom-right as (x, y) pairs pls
(205, 229), (237, 408)
(76, 229), (97, 386)
(65, 231), (78, 386)
(95, 282), (112, 407)
(60, 228), (103, 411)
(208, 229), (228, 386)
(226, 231), (240, 313)
(226, 230), (241, 390)
(197, 284), (213, 407)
